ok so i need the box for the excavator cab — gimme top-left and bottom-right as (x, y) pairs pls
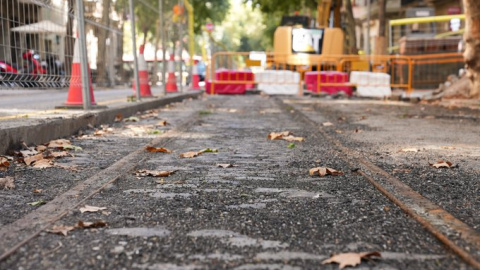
(273, 0), (344, 66)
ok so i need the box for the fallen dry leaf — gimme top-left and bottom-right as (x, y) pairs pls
(217, 163), (237, 168)
(199, 148), (218, 153)
(398, 148), (419, 153)
(20, 148), (38, 157)
(157, 120), (168, 126)
(36, 145), (47, 152)
(77, 220), (107, 229)
(322, 122), (334, 127)
(47, 225), (76, 236)
(114, 114), (123, 122)
(0, 157), (10, 171)
(33, 188), (43, 193)
(80, 205), (107, 213)
(322, 251), (381, 269)
(145, 146), (173, 153)
(430, 160), (454, 169)
(0, 176), (15, 190)
(24, 153), (44, 166)
(124, 116), (140, 122)
(282, 135), (305, 142)
(48, 139), (72, 149)
(268, 131), (292, 140)
(309, 167), (344, 177)
(392, 168), (411, 174)
(335, 130), (343, 134)
(180, 151), (201, 158)
(33, 159), (54, 169)
(136, 169), (175, 177)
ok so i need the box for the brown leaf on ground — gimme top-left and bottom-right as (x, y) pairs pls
(145, 146), (173, 153)
(180, 151), (201, 158)
(157, 120), (168, 126)
(80, 205), (107, 213)
(430, 160), (454, 168)
(114, 114), (123, 122)
(124, 116), (140, 122)
(33, 159), (54, 169)
(217, 163), (237, 168)
(48, 139), (72, 149)
(20, 148), (38, 157)
(0, 176), (15, 190)
(136, 169), (175, 177)
(322, 251), (381, 269)
(33, 188), (43, 193)
(322, 122), (334, 127)
(77, 220), (107, 229)
(398, 148), (419, 153)
(309, 167), (344, 177)
(268, 131), (292, 140)
(47, 225), (76, 236)
(0, 157), (10, 171)
(24, 153), (44, 166)
(36, 145), (47, 152)
(282, 135), (305, 142)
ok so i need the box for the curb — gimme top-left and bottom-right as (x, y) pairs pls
(0, 91), (204, 155)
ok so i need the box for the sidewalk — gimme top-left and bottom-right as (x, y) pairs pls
(0, 87), (203, 154)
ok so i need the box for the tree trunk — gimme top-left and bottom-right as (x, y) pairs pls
(374, 0), (387, 55)
(463, 0), (480, 98)
(64, 0), (75, 76)
(344, 0), (358, 54)
(96, 0), (112, 87)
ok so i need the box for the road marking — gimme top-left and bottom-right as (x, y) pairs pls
(0, 98), (127, 121)
(0, 109), (67, 120)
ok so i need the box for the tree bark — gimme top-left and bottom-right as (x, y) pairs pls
(344, 0), (358, 54)
(96, 0), (112, 87)
(374, 0), (387, 55)
(463, 0), (480, 98)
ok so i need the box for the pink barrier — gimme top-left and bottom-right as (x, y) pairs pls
(207, 70), (255, 95)
(304, 71), (352, 96)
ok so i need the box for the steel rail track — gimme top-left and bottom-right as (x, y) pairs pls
(0, 108), (204, 262)
(277, 97), (480, 270)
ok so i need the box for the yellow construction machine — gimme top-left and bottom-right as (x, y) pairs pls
(273, 0), (344, 66)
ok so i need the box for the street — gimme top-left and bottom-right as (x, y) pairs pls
(0, 95), (479, 269)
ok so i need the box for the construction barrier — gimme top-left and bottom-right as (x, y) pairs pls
(350, 71), (391, 98)
(207, 51), (464, 97)
(206, 69), (255, 95)
(255, 70), (300, 95)
(304, 71), (352, 96)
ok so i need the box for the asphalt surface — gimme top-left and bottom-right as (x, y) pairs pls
(0, 95), (479, 269)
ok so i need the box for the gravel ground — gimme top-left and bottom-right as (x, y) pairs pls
(0, 95), (475, 270)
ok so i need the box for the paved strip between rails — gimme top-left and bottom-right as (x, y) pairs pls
(0, 95), (475, 269)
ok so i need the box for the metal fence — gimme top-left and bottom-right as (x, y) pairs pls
(0, 0), (182, 100)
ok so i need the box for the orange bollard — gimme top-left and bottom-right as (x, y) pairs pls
(165, 53), (178, 93)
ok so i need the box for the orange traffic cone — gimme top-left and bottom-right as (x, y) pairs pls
(133, 44), (153, 97)
(191, 59), (201, 90)
(62, 37), (97, 106)
(165, 53), (178, 93)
